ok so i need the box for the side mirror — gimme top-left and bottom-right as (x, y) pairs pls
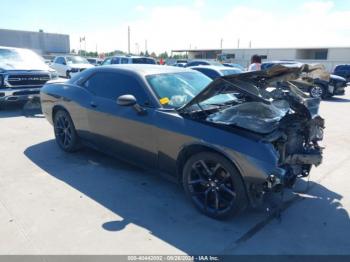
(117, 94), (137, 107)
(117, 94), (147, 115)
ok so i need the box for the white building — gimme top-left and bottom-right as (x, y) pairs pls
(0, 28), (70, 55)
(172, 47), (350, 71)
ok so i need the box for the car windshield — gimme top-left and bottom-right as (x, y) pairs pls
(132, 58), (156, 64)
(147, 72), (236, 108)
(0, 48), (46, 67)
(220, 69), (243, 76)
(66, 56), (89, 64)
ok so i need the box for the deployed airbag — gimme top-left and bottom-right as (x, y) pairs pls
(206, 101), (290, 134)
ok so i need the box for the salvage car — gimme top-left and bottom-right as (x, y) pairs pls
(0, 46), (58, 107)
(262, 61), (347, 99)
(41, 64), (324, 219)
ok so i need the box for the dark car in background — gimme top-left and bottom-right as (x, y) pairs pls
(333, 64), (350, 82)
(262, 61), (347, 99)
(190, 65), (243, 79)
(185, 59), (224, 68)
(40, 64), (324, 219)
(101, 55), (156, 66)
(0, 46), (58, 107)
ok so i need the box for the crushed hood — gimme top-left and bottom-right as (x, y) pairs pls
(178, 64), (330, 112)
(178, 64), (329, 113)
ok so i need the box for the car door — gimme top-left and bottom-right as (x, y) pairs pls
(82, 70), (158, 169)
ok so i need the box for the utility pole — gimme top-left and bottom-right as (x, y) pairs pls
(84, 37), (86, 57)
(237, 38), (240, 49)
(135, 43), (139, 55)
(220, 38), (223, 49)
(128, 26), (131, 54)
(249, 40), (252, 48)
(145, 39), (148, 52)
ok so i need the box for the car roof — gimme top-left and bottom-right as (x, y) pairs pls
(111, 55), (154, 59)
(98, 64), (194, 76)
(190, 65), (236, 71)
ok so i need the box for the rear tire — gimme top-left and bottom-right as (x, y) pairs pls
(66, 71), (71, 79)
(182, 152), (248, 219)
(53, 110), (81, 152)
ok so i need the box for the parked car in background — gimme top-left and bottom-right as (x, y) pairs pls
(185, 60), (224, 67)
(50, 55), (94, 79)
(172, 62), (187, 67)
(223, 63), (246, 71)
(87, 57), (103, 66)
(41, 64), (324, 219)
(101, 55), (156, 66)
(333, 64), (350, 82)
(261, 61), (347, 99)
(0, 46), (58, 107)
(165, 59), (188, 66)
(190, 65), (243, 79)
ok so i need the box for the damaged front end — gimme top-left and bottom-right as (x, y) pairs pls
(179, 64), (325, 192)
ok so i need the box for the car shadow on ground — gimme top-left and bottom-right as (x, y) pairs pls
(323, 97), (350, 103)
(0, 102), (43, 118)
(24, 140), (350, 254)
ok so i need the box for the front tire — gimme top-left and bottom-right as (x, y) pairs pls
(182, 152), (248, 219)
(53, 110), (80, 152)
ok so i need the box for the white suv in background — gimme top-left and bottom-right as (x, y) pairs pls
(50, 55), (93, 78)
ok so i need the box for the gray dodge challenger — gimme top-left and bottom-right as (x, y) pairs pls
(40, 64), (324, 219)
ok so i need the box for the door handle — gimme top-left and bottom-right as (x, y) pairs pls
(90, 101), (97, 108)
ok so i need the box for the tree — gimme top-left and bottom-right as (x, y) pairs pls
(159, 51), (169, 59)
(140, 51), (145, 56)
(150, 52), (157, 58)
(145, 50), (150, 57)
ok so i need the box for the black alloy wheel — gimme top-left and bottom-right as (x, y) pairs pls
(183, 152), (247, 219)
(309, 85), (325, 99)
(53, 110), (80, 152)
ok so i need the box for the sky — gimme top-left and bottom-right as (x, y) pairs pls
(1, 0), (350, 54)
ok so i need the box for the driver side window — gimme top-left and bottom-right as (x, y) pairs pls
(83, 72), (151, 106)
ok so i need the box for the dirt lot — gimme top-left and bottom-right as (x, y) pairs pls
(0, 94), (349, 255)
